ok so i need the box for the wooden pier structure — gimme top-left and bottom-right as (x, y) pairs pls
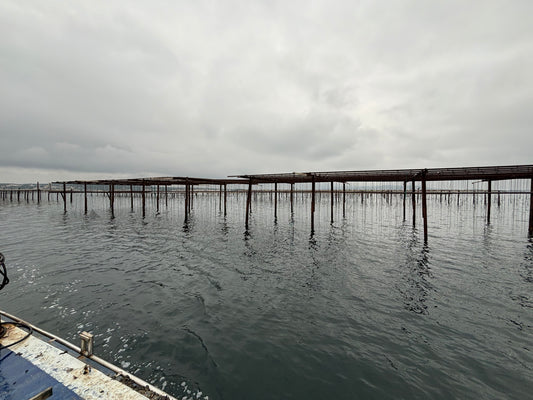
(1, 164), (533, 241)
(234, 164), (533, 241)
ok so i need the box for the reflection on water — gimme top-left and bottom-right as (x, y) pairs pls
(0, 193), (532, 400)
(397, 226), (432, 315)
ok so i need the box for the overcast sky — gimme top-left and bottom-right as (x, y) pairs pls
(1, 0), (532, 183)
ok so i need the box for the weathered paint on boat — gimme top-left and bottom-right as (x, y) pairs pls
(0, 312), (177, 400)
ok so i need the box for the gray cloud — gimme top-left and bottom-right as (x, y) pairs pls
(1, 0), (532, 182)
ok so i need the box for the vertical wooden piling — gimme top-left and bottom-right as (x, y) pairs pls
(165, 185), (168, 208)
(274, 183), (278, 220)
(245, 179), (253, 230)
(290, 183), (294, 214)
(487, 180), (492, 224)
(84, 183), (88, 215)
(421, 170), (428, 243)
(37, 182), (40, 204)
(343, 182), (346, 218)
(219, 184), (222, 212)
(184, 181), (189, 219)
(156, 185), (160, 214)
(403, 181), (407, 221)
(190, 185), (194, 212)
(411, 180), (416, 227)
(130, 184), (134, 210)
(70, 189), (73, 203)
(529, 176), (533, 236)
(224, 184), (227, 216)
(330, 181), (334, 223)
(142, 181), (146, 218)
(311, 176), (316, 233)
(109, 184), (115, 218)
(62, 183), (67, 213)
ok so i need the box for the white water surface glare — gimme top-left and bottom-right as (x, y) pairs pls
(1, 191), (532, 399)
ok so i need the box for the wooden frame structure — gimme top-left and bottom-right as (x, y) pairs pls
(233, 164), (533, 241)
(53, 177), (248, 219)
(1, 164), (531, 241)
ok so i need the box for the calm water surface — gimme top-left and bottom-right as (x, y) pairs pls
(1, 192), (532, 399)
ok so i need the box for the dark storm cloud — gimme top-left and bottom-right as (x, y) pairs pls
(1, 0), (532, 182)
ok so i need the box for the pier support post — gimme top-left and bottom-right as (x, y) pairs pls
(109, 184), (115, 218)
(130, 184), (134, 210)
(224, 184), (227, 216)
(142, 181), (146, 218)
(156, 185), (160, 214)
(219, 184), (222, 212)
(184, 181), (189, 219)
(290, 183), (294, 214)
(274, 183), (278, 220)
(411, 180), (416, 227)
(529, 176), (533, 237)
(37, 182), (40, 204)
(330, 181), (334, 223)
(245, 179), (253, 230)
(311, 176), (316, 234)
(343, 182), (346, 218)
(421, 170), (428, 243)
(487, 180), (492, 224)
(84, 183), (88, 215)
(403, 181), (407, 221)
(190, 185), (194, 211)
(62, 183), (67, 213)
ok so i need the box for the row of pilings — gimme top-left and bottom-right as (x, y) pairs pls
(2, 179), (532, 241)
